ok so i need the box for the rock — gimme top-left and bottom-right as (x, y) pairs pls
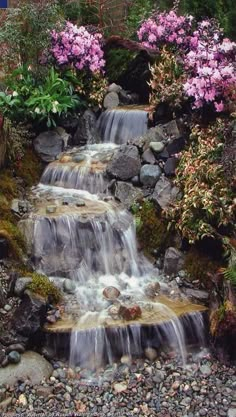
(18, 394), (27, 406)
(11, 291), (47, 339)
(152, 176), (179, 209)
(108, 83), (122, 93)
(131, 176), (140, 186)
(8, 351), (21, 364)
(140, 164), (162, 187)
(34, 131), (64, 163)
(14, 277), (33, 297)
(73, 109), (100, 146)
(0, 351), (53, 386)
(0, 396), (12, 411)
(142, 148), (156, 164)
(0, 343), (6, 364)
(228, 409), (236, 417)
(113, 382), (128, 393)
(103, 286), (120, 301)
(114, 182), (143, 208)
(119, 305), (142, 320)
(55, 126), (70, 148)
(107, 145), (141, 180)
(150, 142), (165, 153)
(103, 92), (119, 109)
(164, 157), (178, 176)
(46, 205), (57, 214)
(166, 136), (185, 155)
(35, 386), (53, 398)
(0, 238), (8, 260)
(162, 120), (180, 140)
(172, 381), (180, 390)
(18, 219), (35, 256)
(200, 364), (212, 376)
(3, 304), (11, 312)
(6, 344), (25, 354)
(63, 279), (76, 294)
(144, 282), (161, 298)
(163, 247), (185, 276)
(184, 288), (209, 304)
(144, 347), (158, 361)
(72, 154), (86, 163)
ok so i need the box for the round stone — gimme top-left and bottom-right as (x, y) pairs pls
(103, 286), (120, 301)
(8, 351), (21, 364)
(150, 142), (165, 153)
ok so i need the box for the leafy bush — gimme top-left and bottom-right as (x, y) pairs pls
(166, 121), (235, 243)
(27, 273), (62, 304)
(0, 67), (81, 128)
(0, 0), (63, 75)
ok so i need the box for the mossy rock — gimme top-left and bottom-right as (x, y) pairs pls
(133, 200), (171, 257)
(14, 148), (43, 187)
(0, 220), (25, 260)
(210, 301), (236, 337)
(184, 248), (221, 283)
(27, 273), (62, 304)
(0, 170), (18, 200)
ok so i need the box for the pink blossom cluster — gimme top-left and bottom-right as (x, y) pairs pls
(138, 14), (236, 111)
(50, 22), (105, 73)
(137, 11), (193, 50)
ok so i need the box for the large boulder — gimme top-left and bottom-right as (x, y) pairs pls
(114, 182), (143, 208)
(103, 92), (119, 109)
(0, 351), (53, 386)
(73, 109), (101, 146)
(140, 164), (162, 187)
(152, 176), (179, 209)
(163, 247), (185, 276)
(33, 131), (64, 163)
(107, 145), (141, 180)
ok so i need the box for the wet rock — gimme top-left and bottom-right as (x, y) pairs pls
(46, 205), (57, 214)
(152, 176), (179, 209)
(8, 350), (21, 364)
(0, 351), (53, 386)
(164, 157), (179, 176)
(72, 154), (86, 163)
(119, 305), (142, 321)
(18, 393), (27, 406)
(144, 347), (158, 361)
(140, 164), (162, 187)
(34, 131), (64, 163)
(107, 145), (141, 180)
(11, 199), (30, 216)
(103, 286), (120, 301)
(163, 247), (185, 276)
(103, 92), (119, 109)
(14, 277), (33, 297)
(131, 176), (140, 186)
(184, 288), (209, 304)
(200, 364), (212, 376)
(73, 110), (100, 146)
(6, 344), (25, 354)
(142, 148), (156, 164)
(18, 219), (35, 256)
(63, 279), (76, 294)
(114, 182), (143, 208)
(144, 282), (161, 298)
(150, 142), (165, 153)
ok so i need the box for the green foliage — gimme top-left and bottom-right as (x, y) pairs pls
(0, 0), (63, 74)
(132, 200), (171, 256)
(125, 0), (158, 38)
(0, 67), (81, 128)
(59, 0), (81, 23)
(166, 120), (235, 244)
(222, 265), (236, 286)
(0, 220), (25, 260)
(27, 273), (62, 304)
(4, 118), (32, 164)
(105, 49), (137, 82)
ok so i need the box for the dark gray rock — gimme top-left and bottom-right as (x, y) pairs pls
(6, 344), (25, 354)
(152, 176), (179, 209)
(183, 288), (209, 304)
(140, 164), (162, 187)
(114, 182), (143, 208)
(107, 145), (141, 180)
(103, 92), (119, 109)
(131, 176), (140, 186)
(34, 131), (64, 163)
(73, 110), (100, 146)
(142, 148), (156, 164)
(8, 351), (21, 364)
(163, 247), (185, 276)
(0, 238), (8, 260)
(164, 157), (179, 176)
(14, 277), (33, 297)
(159, 148), (170, 161)
(162, 120), (181, 140)
(166, 136), (185, 155)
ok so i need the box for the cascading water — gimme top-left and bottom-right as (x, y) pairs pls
(97, 107), (149, 144)
(22, 107), (207, 372)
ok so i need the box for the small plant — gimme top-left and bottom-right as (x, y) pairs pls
(0, 220), (25, 260)
(221, 265), (236, 286)
(27, 273), (62, 304)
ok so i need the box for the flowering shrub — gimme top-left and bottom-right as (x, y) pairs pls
(165, 121), (235, 243)
(50, 22), (105, 73)
(148, 47), (186, 110)
(138, 12), (236, 112)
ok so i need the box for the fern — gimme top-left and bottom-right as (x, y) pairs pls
(222, 265), (236, 286)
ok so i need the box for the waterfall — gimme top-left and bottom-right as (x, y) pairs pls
(97, 108), (149, 144)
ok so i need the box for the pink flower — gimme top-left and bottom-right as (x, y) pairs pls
(214, 101), (224, 112)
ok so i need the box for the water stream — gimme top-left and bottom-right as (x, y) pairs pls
(22, 108), (206, 370)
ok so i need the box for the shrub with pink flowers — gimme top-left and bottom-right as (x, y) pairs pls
(138, 12), (236, 112)
(50, 22), (105, 73)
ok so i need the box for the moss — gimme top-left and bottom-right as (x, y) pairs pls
(134, 200), (171, 257)
(27, 273), (62, 304)
(0, 194), (15, 223)
(184, 248), (221, 282)
(0, 170), (18, 200)
(0, 220), (25, 260)
(210, 301), (236, 337)
(14, 148), (43, 187)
